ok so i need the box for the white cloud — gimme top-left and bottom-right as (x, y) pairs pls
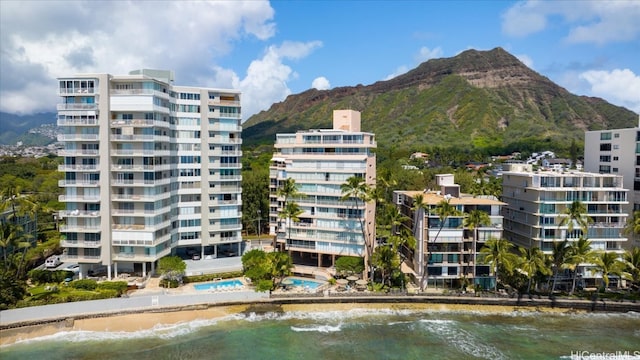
(0, 0), (277, 115)
(502, 1), (640, 44)
(579, 69), (640, 113)
(515, 54), (534, 69)
(415, 46), (443, 63)
(312, 77), (331, 90)
(236, 41), (323, 119)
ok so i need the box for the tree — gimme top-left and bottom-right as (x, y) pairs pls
(623, 211), (640, 239)
(275, 177), (299, 250)
(558, 201), (591, 240)
(157, 256), (186, 286)
(550, 240), (570, 294)
(517, 246), (550, 294)
(623, 247), (640, 294)
(480, 238), (516, 292)
(341, 176), (374, 279)
(566, 237), (595, 295)
(0, 222), (20, 270)
(278, 201), (303, 252)
(371, 245), (399, 287)
(593, 252), (625, 291)
(463, 209), (491, 279)
(241, 248), (294, 292)
(335, 256), (365, 276)
(242, 168), (268, 235)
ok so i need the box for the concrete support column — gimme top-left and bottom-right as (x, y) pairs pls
(151, 261), (155, 274)
(142, 262), (147, 277)
(318, 253), (322, 267)
(114, 262), (118, 279)
(107, 264), (112, 280)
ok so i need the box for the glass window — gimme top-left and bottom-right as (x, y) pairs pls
(600, 132), (612, 140)
(600, 143), (611, 151)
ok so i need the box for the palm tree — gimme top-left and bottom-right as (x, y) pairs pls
(278, 201), (303, 254)
(558, 200), (591, 240)
(269, 251), (293, 288)
(623, 211), (640, 237)
(518, 246), (550, 294)
(550, 239), (570, 294)
(480, 238), (515, 292)
(275, 178), (299, 251)
(463, 209), (491, 279)
(371, 245), (399, 286)
(0, 222), (21, 270)
(341, 176), (374, 279)
(623, 247), (640, 293)
(593, 252), (625, 291)
(566, 237), (595, 295)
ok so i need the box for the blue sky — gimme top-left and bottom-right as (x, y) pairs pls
(1, 0), (639, 120)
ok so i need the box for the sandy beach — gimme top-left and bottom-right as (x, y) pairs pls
(1, 301), (579, 347)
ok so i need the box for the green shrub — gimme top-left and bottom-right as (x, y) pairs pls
(183, 271), (244, 283)
(28, 269), (73, 284)
(97, 281), (128, 295)
(70, 279), (97, 291)
(160, 279), (180, 288)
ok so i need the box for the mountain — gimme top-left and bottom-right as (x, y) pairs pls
(242, 48), (637, 154)
(0, 112), (57, 145)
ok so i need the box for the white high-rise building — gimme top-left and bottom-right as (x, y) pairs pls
(57, 69), (242, 279)
(502, 164), (628, 254)
(584, 126), (639, 209)
(269, 110), (376, 271)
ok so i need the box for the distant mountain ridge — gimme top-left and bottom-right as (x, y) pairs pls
(242, 47), (637, 153)
(0, 112), (56, 145)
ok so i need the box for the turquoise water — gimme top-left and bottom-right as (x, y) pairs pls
(287, 277), (324, 289)
(2, 309), (639, 359)
(193, 279), (243, 291)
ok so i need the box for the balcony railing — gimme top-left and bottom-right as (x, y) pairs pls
(58, 164), (98, 171)
(57, 118), (98, 126)
(59, 195), (100, 202)
(60, 240), (101, 248)
(59, 210), (100, 218)
(59, 225), (101, 232)
(58, 149), (99, 156)
(57, 134), (99, 141)
(59, 180), (99, 187)
(57, 103), (98, 111)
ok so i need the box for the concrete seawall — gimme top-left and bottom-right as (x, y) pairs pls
(2, 294), (638, 331)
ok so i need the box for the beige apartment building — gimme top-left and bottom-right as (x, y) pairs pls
(269, 110), (376, 271)
(57, 69), (242, 279)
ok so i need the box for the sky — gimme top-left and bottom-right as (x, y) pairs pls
(1, 0), (639, 122)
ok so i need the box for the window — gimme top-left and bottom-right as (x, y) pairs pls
(600, 155), (611, 162)
(614, 133), (620, 138)
(612, 168), (618, 173)
(600, 143), (611, 151)
(600, 132), (612, 140)
(635, 181), (640, 191)
(599, 165), (611, 173)
(613, 156), (619, 161)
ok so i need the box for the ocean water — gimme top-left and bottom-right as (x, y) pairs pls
(2, 309), (639, 360)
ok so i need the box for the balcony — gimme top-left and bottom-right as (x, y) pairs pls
(57, 103), (98, 111)
(111, 164), (170, 172)
(111, 206), (171, 217)
(59, 225), (101, 233)
(111, 118), (170, 128)
(60, 240), (101, 248)
(112, 247), (171, 262)
(112, 178), (171, 187)
(111, 134), (170, 142)
(111, 149), (170, 157)
(58, 149), (99, 156)
(208, 99), (240, 106)
(59, 180), (99, 187)
(111, 220), (171, 232)
(111, 193), (170, 202)
(208, 148), (243, 157)
(112, 233), (171, 247)
(60, 254), (101, 263)
(59, 195), (100, 202)
(57, 134), (99, 142)
(59, 210), (100, 218)
(57, 118), (98, 126)
(59, 87), (96, 95)
(58, 164), (98, 171)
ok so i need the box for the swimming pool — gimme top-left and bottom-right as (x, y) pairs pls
(285, 277), (325, 289)
(194, 279), (243, 291)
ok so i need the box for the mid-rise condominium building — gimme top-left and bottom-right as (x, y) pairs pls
(394, 175), (505, 289)
(502, 163), (628, 255)
(269, 110), (376, 271)
(57, 69), (242, 279)
(584, 124), (639, 248)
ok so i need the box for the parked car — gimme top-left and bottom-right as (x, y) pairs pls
(65, 263), (80, 273)
(45, 256), (61, 268)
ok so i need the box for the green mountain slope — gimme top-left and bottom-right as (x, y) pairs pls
(243, 48), (637, 153)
